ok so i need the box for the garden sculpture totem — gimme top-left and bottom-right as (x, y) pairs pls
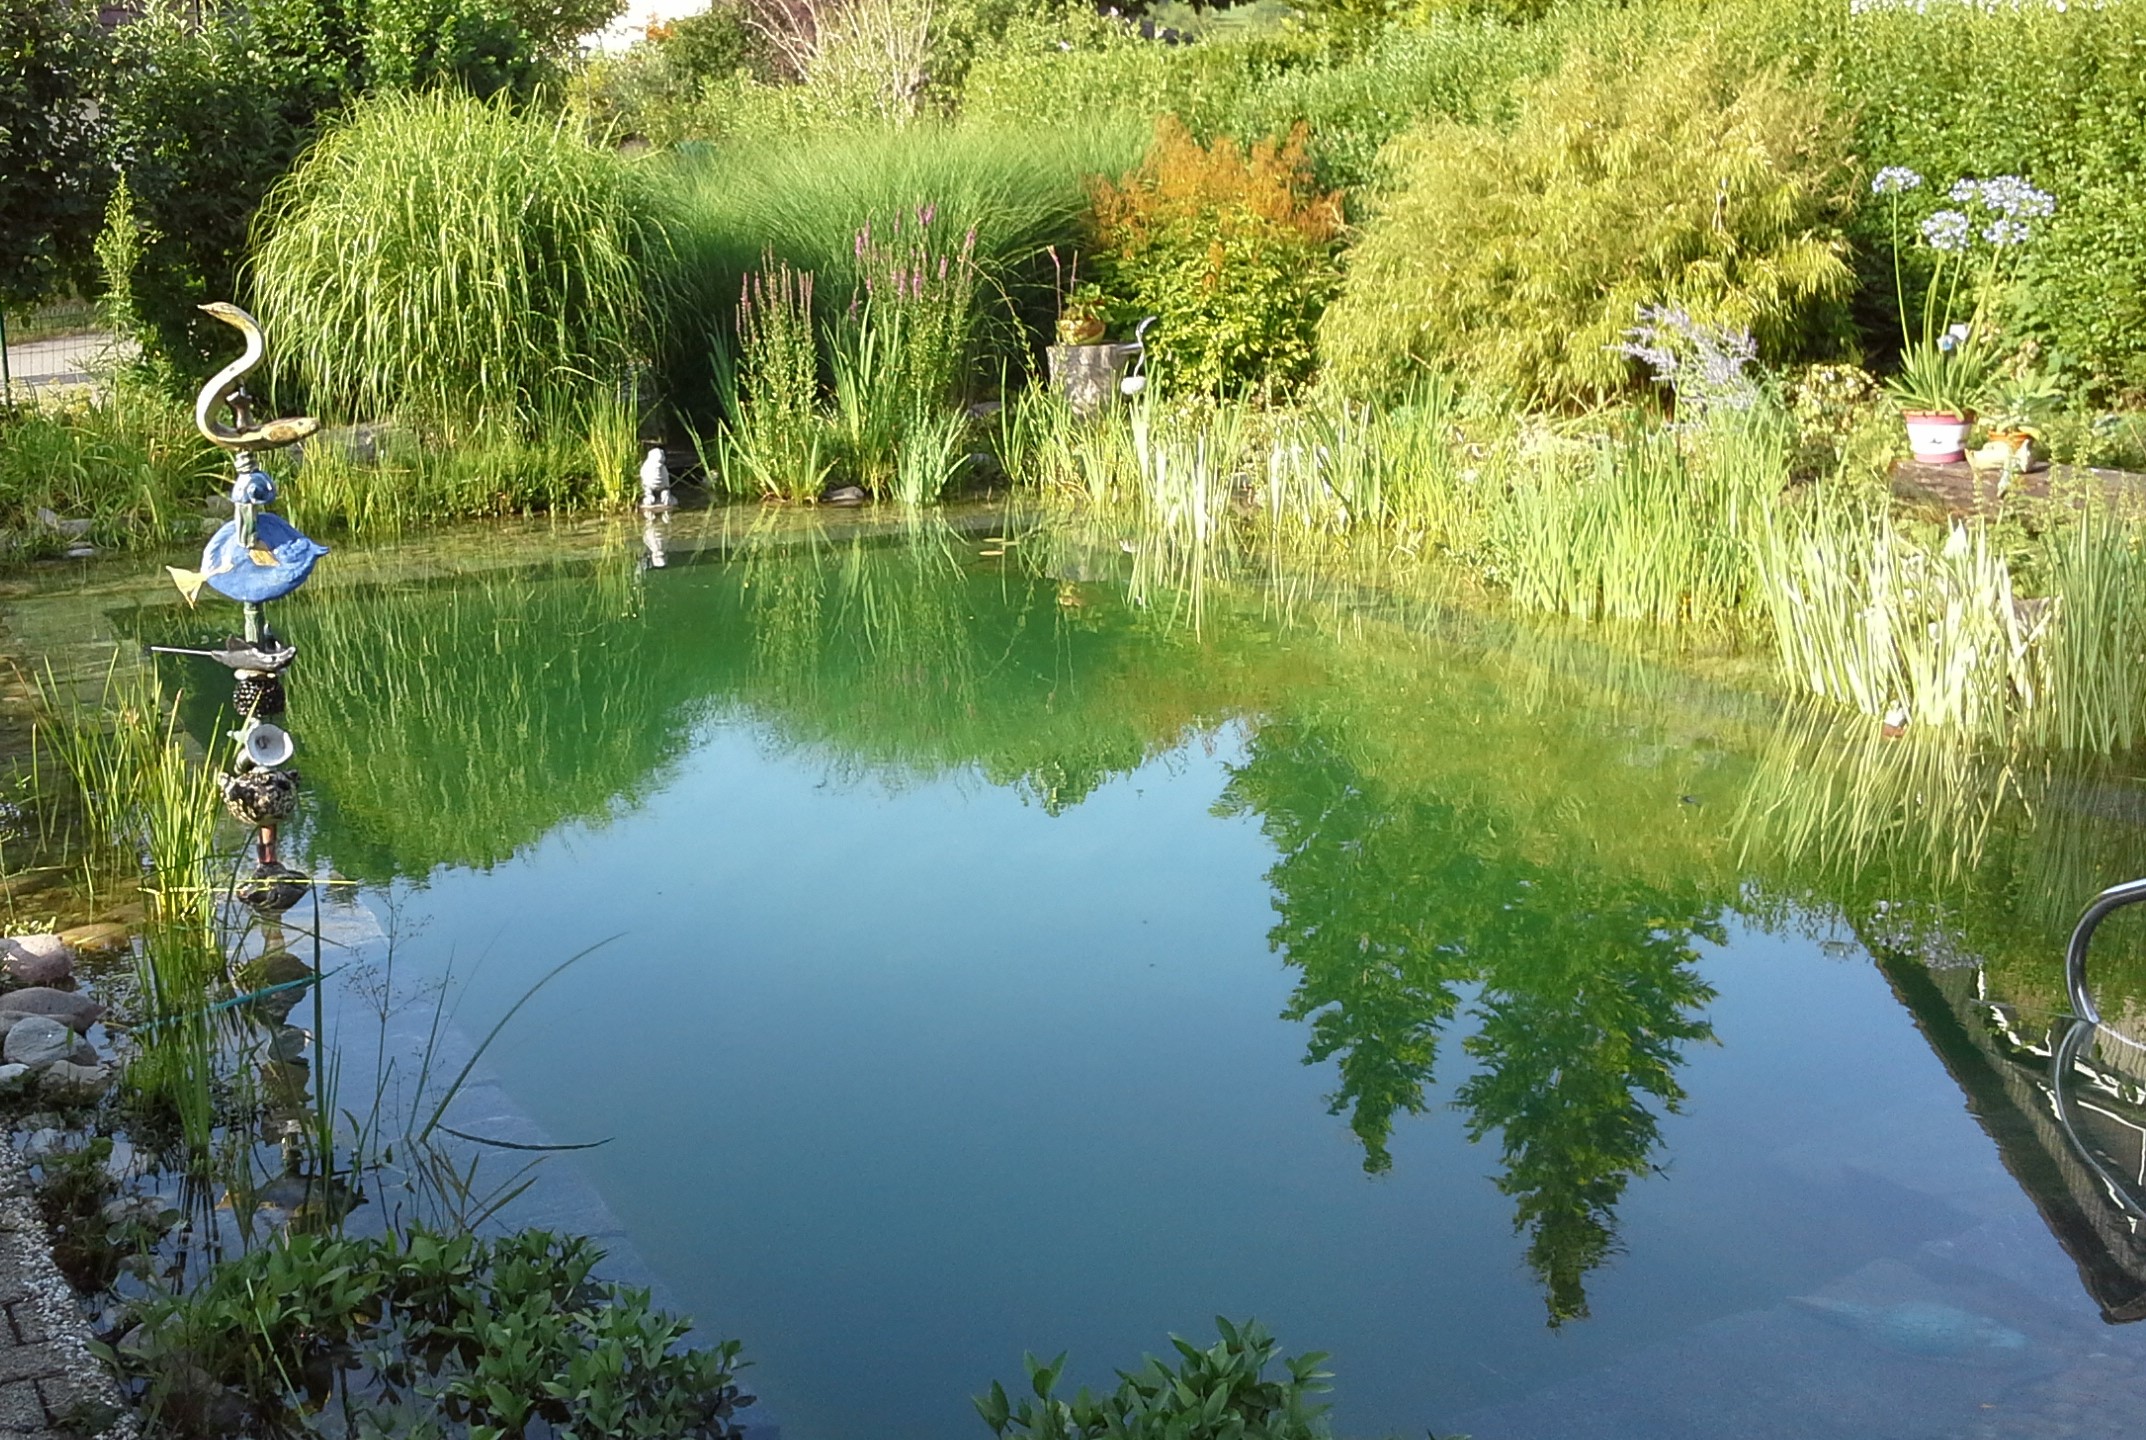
(161, 302), (328, 913)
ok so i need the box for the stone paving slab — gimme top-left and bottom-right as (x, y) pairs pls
(0, 1144), (132, 1440)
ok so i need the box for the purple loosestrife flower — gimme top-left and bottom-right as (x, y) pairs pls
(917, 202), (936, 229)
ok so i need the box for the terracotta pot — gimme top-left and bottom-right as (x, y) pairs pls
(1903, 410), (1973, 464)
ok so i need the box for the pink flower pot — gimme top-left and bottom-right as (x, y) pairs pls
(1904, 411), (1973, 464)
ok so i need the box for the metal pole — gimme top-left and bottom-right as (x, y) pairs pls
(1, 308), (12, 402)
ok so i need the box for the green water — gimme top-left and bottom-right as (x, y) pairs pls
(84, 514), (2146, 1437)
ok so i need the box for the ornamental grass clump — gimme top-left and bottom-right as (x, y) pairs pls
(251, 89), (670, 445)
(1320, 32), (1854, 407)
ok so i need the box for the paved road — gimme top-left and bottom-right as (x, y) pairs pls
(1, 334), (128, 390)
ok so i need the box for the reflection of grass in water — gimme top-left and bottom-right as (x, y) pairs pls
(1733, 704), (2146, 1015)
(276, 560), (696, 883)
(732, 515), (1221, 813)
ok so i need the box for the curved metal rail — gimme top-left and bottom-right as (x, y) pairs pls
(2048, 1019), (2146, 1225)
(2064, 878), (2146, 1025)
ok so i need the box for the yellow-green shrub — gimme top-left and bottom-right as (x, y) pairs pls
(1318, 31), (1854, 407)
(1091, 119), (1342, 395)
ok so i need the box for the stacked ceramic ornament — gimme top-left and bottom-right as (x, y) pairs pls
(167, 303), (328, 918)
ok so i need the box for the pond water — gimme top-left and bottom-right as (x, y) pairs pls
(23, 512), (2146, 1439)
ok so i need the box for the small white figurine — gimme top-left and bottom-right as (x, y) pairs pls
(639, 446), (675, 511)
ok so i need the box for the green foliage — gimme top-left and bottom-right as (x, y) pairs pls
(100, 0), (370, 370)
(251, 88), (668, 446)
(661, 122), (1132, 419)
(1230, 10), (1567, 191)
(1091, 119), (1341, 396)
(721, 260), (829, 500)
(0, 389), (219, 557)
(976, 1318), (1332, 1440)
(0, 0), (106, 306)
(364, 0), (543, 100)
(1319, 30), (1854, 406)
(957, 8), (1285, 138)
(118, 1226), (752, 1439)
(1714, 0), (2146, 399)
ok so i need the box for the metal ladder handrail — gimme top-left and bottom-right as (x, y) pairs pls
(2065, 877), (2146, 1025)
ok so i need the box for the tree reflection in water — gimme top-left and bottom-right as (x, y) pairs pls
(1223, 721), (1719, 1326)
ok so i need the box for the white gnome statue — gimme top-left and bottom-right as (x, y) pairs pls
(638, 446), (675, 511)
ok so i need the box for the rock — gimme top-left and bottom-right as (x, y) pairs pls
(823, 484), (868, 507)
(100, 1194), (170, 1229)
(55, 921), (130, 955)
(4, 1014), (76, 1069)
(0, 934), (74, 984)
(0, 986), (104, 1031)
(40, 1059), (113, 1097)
(0, 1063), (29, 1095)
(67, 1037), (98, 1067)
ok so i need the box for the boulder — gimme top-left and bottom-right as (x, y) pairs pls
(0, 987), (103, 1032)
(40, 1060), (112, 1098)
(0, 1063), (29, 1095)
(0, 934), (74, 984)
(56, 921), (130, 956)
(4, 1015), (76, 1070)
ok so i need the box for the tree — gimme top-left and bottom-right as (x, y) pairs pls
(0, 0), (107, 307)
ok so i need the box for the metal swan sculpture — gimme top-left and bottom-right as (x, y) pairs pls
(193, 302), (320, 452)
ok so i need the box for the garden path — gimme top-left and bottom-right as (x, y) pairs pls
(0, 1143), (130, 1440)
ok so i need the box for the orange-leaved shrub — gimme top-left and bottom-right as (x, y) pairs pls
(1089, 119), (1343, 396)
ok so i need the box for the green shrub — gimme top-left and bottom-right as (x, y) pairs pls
(1702, 0), (2146, 399)
(1231, 10), (1568, 192)
(976, 1317), (1332, 1440)
(364, 0), (542, 100)
(0, 0), (107, 307)
(957, 8), (1285, 138)
(1091, 119), (1342, 395)
(251, 88), (668, 445)
(100, 0), (368, 371)
(1319, 30), (1855, 407)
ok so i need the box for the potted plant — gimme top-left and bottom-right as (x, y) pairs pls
(1971, 362), (2062, 471)
(1056, 282), (1110, 346)
(1887, 324), (1995, 464)
(1871, 167), (2055, 465)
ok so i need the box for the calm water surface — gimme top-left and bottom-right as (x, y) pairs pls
(89, 516), (2146, 1438)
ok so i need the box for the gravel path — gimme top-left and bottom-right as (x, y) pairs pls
(0, 1145), (131, 1440)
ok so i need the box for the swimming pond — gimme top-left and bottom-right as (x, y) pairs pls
(50, 513), (2146, 1439)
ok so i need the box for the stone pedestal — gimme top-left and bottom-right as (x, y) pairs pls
(1047, 343), (1140, 417)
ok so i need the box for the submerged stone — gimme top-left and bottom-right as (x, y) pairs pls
(1791, 1297), (2029, 1356)
(0, 934), (74, 984)
(0, 986), (104, 1031)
